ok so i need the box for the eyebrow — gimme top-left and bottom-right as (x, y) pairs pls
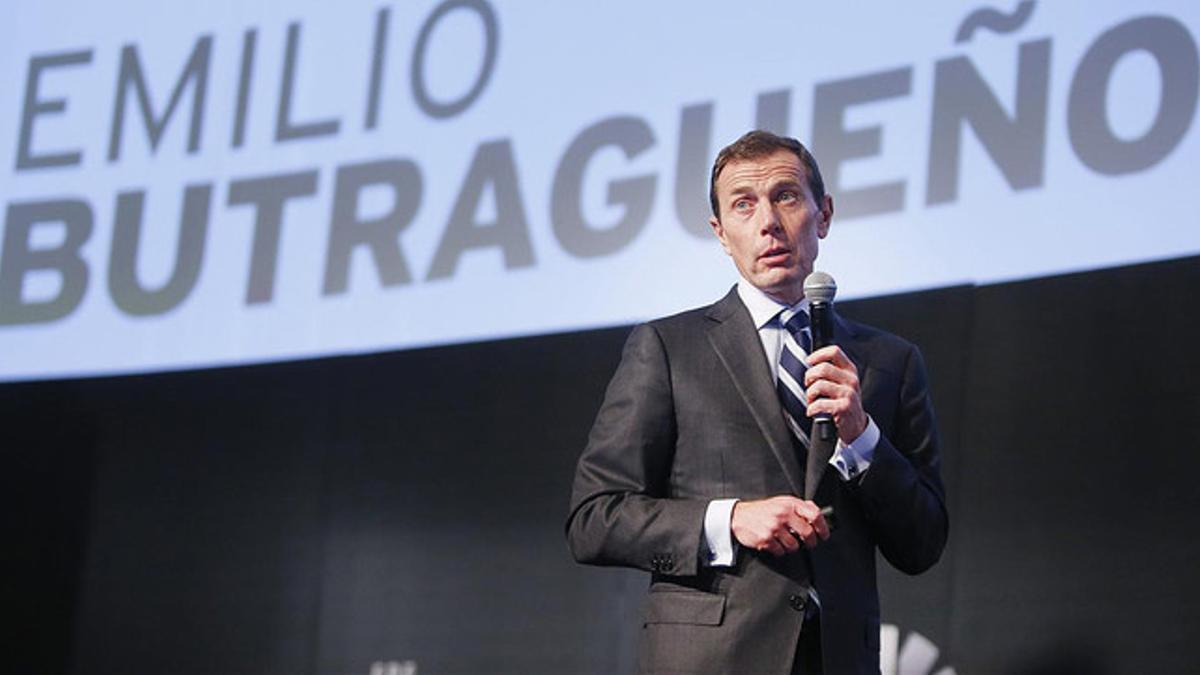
(725, 177), (802, 199)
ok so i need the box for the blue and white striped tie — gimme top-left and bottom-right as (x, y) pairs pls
(776, 308), (814, 446)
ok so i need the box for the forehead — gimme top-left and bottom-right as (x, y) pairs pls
(716, 150), (806, 194)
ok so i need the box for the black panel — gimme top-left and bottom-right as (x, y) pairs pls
(950, 256), (1200, 673)
(1, 381), (95, 675)
(4, 255), (1198, 674)
(66, 364), (332, 675)
(310, 328), (640, 675)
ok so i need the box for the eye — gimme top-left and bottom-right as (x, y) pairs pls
(776, 190), (798, 204)
(733, 198), (753, 211)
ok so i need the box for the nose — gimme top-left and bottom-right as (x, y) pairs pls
(758, 202), (783, 236)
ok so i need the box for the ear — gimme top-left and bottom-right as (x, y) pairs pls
(816, 194), (833, 239)
(710, 215), (733, 255)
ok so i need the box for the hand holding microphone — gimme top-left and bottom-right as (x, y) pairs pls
(803, 271), (868, 444)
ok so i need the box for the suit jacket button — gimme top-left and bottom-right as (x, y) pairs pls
(789, 594), (806, 611)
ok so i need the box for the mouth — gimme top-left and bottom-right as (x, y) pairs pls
(758, 246), (791, 265)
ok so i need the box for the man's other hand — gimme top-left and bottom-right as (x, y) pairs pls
(731, 496), (830, 556)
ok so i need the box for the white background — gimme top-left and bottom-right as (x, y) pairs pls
(2, 1), (1197, 380)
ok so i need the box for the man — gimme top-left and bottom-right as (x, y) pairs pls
(565, 130), (948, 674)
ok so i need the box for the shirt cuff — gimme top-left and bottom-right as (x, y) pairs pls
(830, 416), (879, 481)
(702, 498), (739, 566)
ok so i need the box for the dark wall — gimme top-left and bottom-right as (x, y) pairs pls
(5, 255), (1199, 674)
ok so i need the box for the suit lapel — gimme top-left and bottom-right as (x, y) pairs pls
(705, 289), (806, 496)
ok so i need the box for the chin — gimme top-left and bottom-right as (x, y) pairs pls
(760, 280), (804, 304)
(762, 271), (802, 291)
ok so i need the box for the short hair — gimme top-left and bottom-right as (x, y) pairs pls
(708, 130), (826, 218)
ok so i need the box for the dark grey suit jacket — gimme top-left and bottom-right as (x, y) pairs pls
(566, 288), (948, 674)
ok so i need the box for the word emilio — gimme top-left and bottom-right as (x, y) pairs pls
(15, 1), (498, 169)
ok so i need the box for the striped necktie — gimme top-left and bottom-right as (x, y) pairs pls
(776, 308), (813, 445)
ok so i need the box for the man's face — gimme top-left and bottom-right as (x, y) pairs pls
(709, 150), (833, 305)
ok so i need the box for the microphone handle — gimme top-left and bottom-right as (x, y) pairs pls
(809, 300), (837, 442)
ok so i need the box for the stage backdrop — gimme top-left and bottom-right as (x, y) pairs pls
(3, 0), (1198, 379)
(6, 255), (1200, 675)
(4, 2), (1199, 674)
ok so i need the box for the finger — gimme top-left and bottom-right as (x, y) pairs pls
(805, 346), (855, 371)
(804, 379), (848, 405)
(777, 514), (806, 547)
(788, 516), (818, 548)
(804, 396), (846, 419)
(764, 539), (786, 556)
(784, 514), (812, 546)
(787, 529), (808, 550)
(793, 501), (831, 541)
(777, 527), (802, 553)
(811, 513), (831, 540)
(810, 392), (864, 421)
(799, 529), (820, 548)
(790, 509), (823, 548)
(793, 500), (820, 522)
(804, 361), (858, 389)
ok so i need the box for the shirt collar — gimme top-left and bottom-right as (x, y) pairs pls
(736, 278), (809, 329)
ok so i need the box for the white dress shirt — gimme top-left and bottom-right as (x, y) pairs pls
(702, 280), (880, 566)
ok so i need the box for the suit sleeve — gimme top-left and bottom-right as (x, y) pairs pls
(565, 323), (708, 577)
(855, 344), (949, 575)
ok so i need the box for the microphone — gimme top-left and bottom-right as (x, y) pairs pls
(804, 271), (838, 442)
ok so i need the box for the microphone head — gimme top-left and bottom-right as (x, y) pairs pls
(804, 271), (837, 304)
